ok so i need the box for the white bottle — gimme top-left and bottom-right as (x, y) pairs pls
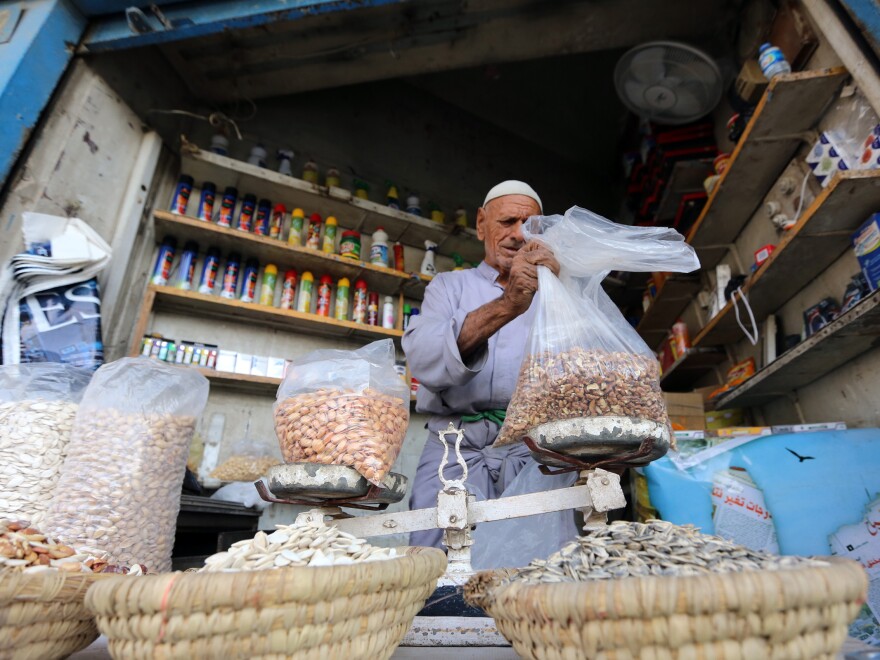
(406, 195), (422, 216)
(277, 149), (294, 176)
(370, 227), (389, 266)
(248, 145), (267, 168)
(210, 134), (229, 156)
(382, 296), (395, 329)
(421, 240), (438, 276)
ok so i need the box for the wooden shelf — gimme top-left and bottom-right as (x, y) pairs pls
(715, 290), (880, 409)
(655, 159), (713, 222)
(686, 67), (848, 269)
(636, 275), (703, 350)
(197, 368), (282, 395)
(694, 170), (880, 347)
(154, 210), (431, 299)
(149, 284), (404, 342)
(660, 348), (726, 392)
(180, 147), (484, 263)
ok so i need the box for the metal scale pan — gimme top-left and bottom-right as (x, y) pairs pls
(264, 462), (408, 505)
(524, 416), (670, 469)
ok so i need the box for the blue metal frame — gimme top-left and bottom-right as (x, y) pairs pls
(0, 0), (87, 192)
(839, 0), (880, 55)
(81, 0), (403, 52)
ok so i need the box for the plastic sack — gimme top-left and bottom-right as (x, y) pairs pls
(44, 357), (209, 572)
(210, 482), (273, 511)
(273, 339), (409, 485)
(495, 207), (700, 446)
(0, 363), (92, 528)
(210, 436), (281, 483)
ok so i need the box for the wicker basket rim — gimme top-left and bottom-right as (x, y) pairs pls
(0, 569), (113, 604)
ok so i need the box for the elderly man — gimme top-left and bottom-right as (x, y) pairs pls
(402, 180), (560, 549)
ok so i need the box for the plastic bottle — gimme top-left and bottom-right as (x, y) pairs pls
(198, 248), (220, 294)
(220, 253), (241, 299)
(254, 199), (272, 236)
(302, 160), (319, 184)
(175, 241), (199, 290)
(382, 296), (395, 329)
(216, 187), (237, 227)
(430, 204), (445, 224)
(402, 303), (412, 331)
(452, 253), (465, 271)
(352, 279), (368, 323)
(210, 134), (229, 156)
(239, 258), (260, 302)
(306, 213), (322, 250)
(325, 167), (341, 188)
(151, 236), (177, 286)
(454, 207), (468, 228)
(277, 149), (294, 176)
(393, 242), (405, 271)
(236, 194), (257, 232)
(322, 216), (338, 254)
(387, 184), (400, 210)
(758, 43), (791, 80)
(335, 277), (350, 321)
(406, 195), (421, 216)
(370, 227), (389, 266)
(259, 264), (278, 306)
(170, 175), (193, 214)
(270, 204), (286, 240)
(316, 274), (333, 316)
(421, 240), (438, 276)
(367, 292), (380, 326)
(248, 145), (268, 168)
(297, 271), (314, 313)
(196, 182), (216, 222)
(279, 269), (298, 309)
(354, 180), (369, 200)
(288, 208), (305, 246)
(339, 230), (361, 259)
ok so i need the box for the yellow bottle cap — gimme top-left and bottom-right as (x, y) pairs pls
(301, 271), (314, 282)
(264, 264), (278, 275)
(292, 208), (305, 217)
(337, 277), (350, 287)
(326, 216), (337, 226)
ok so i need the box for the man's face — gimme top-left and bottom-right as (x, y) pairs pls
(476, 194), (541, 276)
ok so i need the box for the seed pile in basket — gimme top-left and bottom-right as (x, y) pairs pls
(199, 522), (399, 571)
(510, 520), (826, 583)
(0, 519), (145, 575)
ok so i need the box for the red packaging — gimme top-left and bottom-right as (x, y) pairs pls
(316, 274), (333, 316)
(393, 242), (405, 271)
(279, 269), (298, 309)
(367, 291), (379, 326)
(671, 320), (691, 356)
(352, 279), (368, 323)
(754, 244), (776, 268)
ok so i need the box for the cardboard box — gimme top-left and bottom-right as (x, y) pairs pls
(234, 353), (253, 375)
(663, 392), (705, 430)
(853, 213), (880, 292)
(705, 408), (745, 430)
(216, 350), (237, 372)
(250, 355), (269, 377)
(267, 357), (286, 379)
(771, 422), (847, 433)
(715, 426), (773, 437)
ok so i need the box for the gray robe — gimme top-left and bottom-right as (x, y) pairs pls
(402, 261), (537, 548)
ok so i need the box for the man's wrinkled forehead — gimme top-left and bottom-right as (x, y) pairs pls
(484, 195), (541, 219)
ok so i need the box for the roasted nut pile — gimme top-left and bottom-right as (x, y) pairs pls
(274, 387), (408, 484)
(496, 348), (667, 445)
(503, 520), (825, 584)
(44, 409), (196, 573)
(0, 400), (78, 528)
(210, 455), (280, 482)
(200, 522), (398, 571)
(0, 519), (145, 575)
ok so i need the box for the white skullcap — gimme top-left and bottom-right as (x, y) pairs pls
(482, 180), (543, 212)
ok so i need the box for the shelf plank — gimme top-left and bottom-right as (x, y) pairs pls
(655, 159), (713, 222)
(686, 67), (848, 269)
(636, 276), (703, 350)
(153, 210), (426, 298)
(715, 290), (880, 409)
(694, 170), (880, 347)
(197, 368), (282, 395)
(660, 348), (726, 392)
(149, 284), (404, 342)
(180, 147), (485, 263)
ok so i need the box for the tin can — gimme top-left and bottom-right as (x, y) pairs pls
(216, 187), (237, 227)
(671, 321), (691, 357)
(259, 264), (278, 305)
(306, 213), (322, 250)
(279, 269), (298, 309)
(175, 343), (186, 363)
(297, 272), (314, 313)
(367, 291), (379, 326)
(176, 241), (199, 290)
(322, 216), (338, 254)
(254, 198), (272, 236)
(170, 175), (193, 214)
(393, 242), (405, 271)
(158, 341), (170, 361)
(196, 182), (216, 222)
(352, 279), (368, 323)
(316, 275), (333, 316)
(151, 236), (177, 286)
(240, 258), (259, 302)
(270, 204), (286, 240)
(335, 277), (350, 321)
(288, 208), (305, 246)
(339, 230), (361, 259)
(220, 253), (241, 299)
(198, 247), (221, 294)
(237, 194), (257, 232)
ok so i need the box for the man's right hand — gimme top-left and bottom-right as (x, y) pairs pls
(500, 242), (560, 315)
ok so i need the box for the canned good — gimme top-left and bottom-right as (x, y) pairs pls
(198, 248), (221, 294)
(279, 269), (298, 309)
(254, 198), (272, 236)
(322, 216), (338, 254)
(220, 253), (241, 299)
(352, 279), (368, 324)
(297, 272), (314, 313)
(393, 242), (405, 271)
(150, 236), (177, 286)
(196, 182), (216, 222)
(175, 241), (199, 290)
(316, 275), (333, 316)
(339, 230), (361, 259)
(270, 204), (286, 240)
(237, 194), (257, 232)
(216, 187), (238, 227)
(306, 213), (322, 250)
(335, 277), (350, 321)
(170, 175), (193, 214)
(240, 258), (260, 302)
(367, 291), (379, 326)
(259, 264), (278, 305)
(288, 208), (305, 246)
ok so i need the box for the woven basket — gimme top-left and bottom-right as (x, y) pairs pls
(85, 546), (446, 659)
(0, 569), (110, 660)
(466, 557), (867, 660)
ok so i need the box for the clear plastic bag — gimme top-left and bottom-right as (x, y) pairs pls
(273, 339), (409, 485)
(495, 207), (700, 446)
(210, 436), (281, 483)
(44, 358), (209, 572)
(0, 363), (92, 528)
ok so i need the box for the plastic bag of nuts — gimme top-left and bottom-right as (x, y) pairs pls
(494, 207), (699, 446)
(0, 363), (92, 528)
(44, 358), (209, 572)
(273, 340), (409, 485)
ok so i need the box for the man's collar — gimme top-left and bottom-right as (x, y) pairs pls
(477, 261), (501, 284)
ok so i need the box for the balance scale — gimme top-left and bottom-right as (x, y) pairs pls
(256, 417), (670, 649)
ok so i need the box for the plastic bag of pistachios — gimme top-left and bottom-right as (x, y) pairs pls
(273, 339), (409, 486)
(494, 206), (700, 446)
